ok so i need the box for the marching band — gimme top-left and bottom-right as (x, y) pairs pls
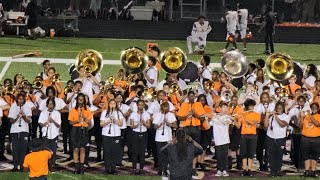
(0, 45), (320, 179)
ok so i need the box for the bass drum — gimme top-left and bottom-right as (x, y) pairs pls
(178, 61), (199, 83)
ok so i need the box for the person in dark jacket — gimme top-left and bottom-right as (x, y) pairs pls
(25, 0), (38, 40)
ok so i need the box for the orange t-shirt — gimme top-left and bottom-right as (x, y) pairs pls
(201, 105), (214, 130)
(177, 102), (205, 127)
(3, 95), (15, 117)
(68, 107), (93, 127)
(285, 84), (301, 95)
(228, 105), (244, 119)
(240, 111), (260, 135)
(169, 93), (180, 110)
(23, 150), (52, 178)
(115, 79), (128, 89)
(213, 81), (221, 91)
(26, 94), (37, 103)
(42, 79), (50, 88)
(301, 114), (320, 137)
(93, 94), (113, 110)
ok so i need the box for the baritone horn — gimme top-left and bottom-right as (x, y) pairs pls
(160, 47), (187, 73)
(265, 53), (294, 81)
(221, 51), (248, 78)
(76, 49), (103, 75)
(121, 47), (148, 74)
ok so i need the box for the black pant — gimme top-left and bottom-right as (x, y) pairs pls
(132, 131), (147, 169)
(126, 127), (133, 161)
(61, 112), (71, 154)
(91, 117), (102, 158)
(265, 28), (274, 53)
(291, 134), (303, 169)
(184, 126), (201, 144)
(0, 116), (10, 157)
(30, 115), (40, 139)
(147, 124), (158, 166)
(118, 128), (127, 164)
(256, 129), (268, 166)
(11, 132), (29, 168)
(156, 142), (168, 171)
(42, 137), (58, 170)
(215, 144), (229, 171)
(102, 136), (120, 172)
(266, 136), (285, 174)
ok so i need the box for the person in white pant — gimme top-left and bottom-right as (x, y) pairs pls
(220, 5), (238, 54)
(187, 16), (212, 54)
(237, 3), (249, 52)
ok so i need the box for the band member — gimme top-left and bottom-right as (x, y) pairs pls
(143, 56), (158, 88)
(177, 91), (205, 176)
(302, 64), (318, 90)
(264, 101), (289, 177)
(153, 102), (177, 176)
(198, 55), (212, 91)
(238, 83), (260, 105)
(220, 5), (238, 53)
(100, 99), (123, 174)
(38, 98), (61, 171)
(186, 15), (212, 54)
(211, 102), (232, 177)
(285, 75), (301, 95)
(9, 93), (32, 171)
(160, 129), (203, 180)
(39, 86), (67, 112)
(38, 60), (51, 81)
(254, 92), (275, 171)
(130, 100), (151, 175)
(0, 86), (10, 161)
(149, 46), (161, 72)
(259, 6), (276, 55)
(23, 138), (52, 180)
(255, 69), (268, 96)
(234, 99), (260, 177)
(68, 93), (93, 174)
(288, 95), (311, 171)
(237, 3), (248, 51)
(299, 103), (320, 177)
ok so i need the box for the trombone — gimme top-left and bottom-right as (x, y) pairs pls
(204, 80), (215, 91)
(21, 79), (30, 88)
(170, 83), (180, 94)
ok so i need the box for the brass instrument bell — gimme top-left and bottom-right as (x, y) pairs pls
(21, 79), (30, 88)
(265, 53), (294, 81)
(33, 79), (43, 89)
(4, 85), (15, 95)
(221, 89), (233, 102)
(76, 49), (103, 75)
(121, 47), (148, 74)
(170, 83), (180, 93)
(106, 76), (115, 85)
(64, 86), (74, 94)
(221, 51), (248, 78)
(52, 74), (61, 82)
(204, 80), (215, 91)
(160, 47), (187, 74)
(99, 81), (108, 92)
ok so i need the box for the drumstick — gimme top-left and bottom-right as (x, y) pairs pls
(12, 51), (43, 59)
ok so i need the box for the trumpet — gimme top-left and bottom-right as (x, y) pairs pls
(170, 83), (180, 94)
(52, 74), (61, 83)
(204, 80), (215, 91)
(21, 79), (30, 88)
(277, 88), (289, 97)
(99, 81), (108, 92)
(143, 87), (156, 101)
(4, 85), (15, 95)
(64, 86), (74, 94)
(106, 76), (115, 85)
(33, 79), (43, 89)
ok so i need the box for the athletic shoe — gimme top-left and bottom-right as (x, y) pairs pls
(247, 170), (254, 177)
(241, 170), (247, 176)
(303, 171), (310, 177)
(222, 170), (229, 177)
(215, 170), (223, 177)
(192, 169), (198, 176)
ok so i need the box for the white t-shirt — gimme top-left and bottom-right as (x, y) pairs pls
(146, 66), (158, 88)
(226, 10), (238, 33)
(192, 21), (212, 35)
(39, 97), (66, 111)
(157, 79), (187, 91)
(210, 115), (231, 146)
(118, 103), (131, 129)
(130, 111), (150, 133)
(66, 92), (77, 110)
(254, 102), (276, 114)
(246, 73), (256, 84)
(153, 112), (176, 142)
(9, 103), (32, 133)
(304, 75), (316, 89)
(255, 80), (268, 96)
(147, 100), (175, 116)
(238, 8), (248, 27)
(100, 110), (123, 137)
(74, 78), (95, 104)
(38, 109), (61, 139)
(266, 113), (290, 139)
(0, 98), (8, 107)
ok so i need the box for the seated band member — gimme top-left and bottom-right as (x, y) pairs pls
(160, 129), (203, 180)
(299, 103), (320, 177)
(38, 98), (61, 172)
(187, 15), (212, 54)
(9, 93), (32, 172)
(234, 99), (260, 177)
(23, 138), (52, 180)
(153, 102), (177, 176)
(264, 101), (289, 177)
(100, 99), (123, 175)
(130, 100), (151, 175)
(68, 93), (93, 174)
(177, 91), (205, 176)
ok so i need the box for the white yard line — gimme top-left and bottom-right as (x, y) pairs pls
(55, 172), (78, 180)
(0, 61), (11, 81)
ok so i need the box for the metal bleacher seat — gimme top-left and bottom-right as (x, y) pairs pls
(130, 6), (153, 20)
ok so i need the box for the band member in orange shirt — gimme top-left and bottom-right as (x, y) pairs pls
(299, 103), (320, 177)
(177, 91), (205, 176)
(234, 99), (260, 177)
(285, 75), (301, 96)
(68, 93), (93, 174)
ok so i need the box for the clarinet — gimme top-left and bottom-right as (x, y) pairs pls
(18, 106), (22, 127)
(189, 103), (193, 126)
(108, 109), (113, 134)
(162, 113), (167, 136)
(46, 112), (52, 138)
(80, 108), (84, 129)
(139, 111), (143, 138)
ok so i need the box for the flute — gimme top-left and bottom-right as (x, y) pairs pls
(80, 109), (84, 129)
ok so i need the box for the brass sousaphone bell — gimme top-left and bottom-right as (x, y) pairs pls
(265, 53), (294, 81)
(221, 51), (248, 78)
(160, 47), (187, 74)
(121, 47), (148, 74)
(76, 49), (103, 75)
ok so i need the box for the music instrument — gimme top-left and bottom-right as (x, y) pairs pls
(143, 87), (156, 101)
(21, 79), (30, 88)
(299, 91), (314, 103)
(99, 81), (108, 92)
(170, 83), (180, 94)
(76, 49), (103, 75)
(4, 85), (15, 95)
(221, 51), (248, 78)
(160, 47), (187, 74)
(204, 80), (215, 91)
(46, 112), (52, 138)
(52, 74), (61, 83)
(276, 88), (289, 97)
(221, 90), (233, 102)
(33, 79), (43, 89)
(265, 53), (294, 81)
(108, 114), (113, 134)
(162, 113), (167, 136)
(18, 106), (22, 127)
(64, 86), (74, 94)
(139, 112), (143, 137)
(80, 109), (84, 129)
(178, 61), (199, 83)
(121, 47), (148, 74)
(106, 76), (115, 85)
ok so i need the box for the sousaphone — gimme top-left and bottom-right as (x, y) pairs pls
(121, 47), (148, 74)
(75, 49), (103, 75)
(221, 50), (248, 78)
(265, 53), (294, 81)
(160, 47), (187, 74)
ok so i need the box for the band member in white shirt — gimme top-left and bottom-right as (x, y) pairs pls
(198, 55), (212, 90)
(38, 98), (61, 171)
(186, 15), (212, 54)
(153, 102), (177, 176)
(39, 86), (67, 112)
(100, 99), (124, 175)
(130, 100), (151, 175)
(220, 5), (238, 53)
(143, 56), (158, 88)
(264, 102), (289, 177)
(9, 93), (32, 171)
(237, 3), (248, 51)
(38, 60), (51, 81)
